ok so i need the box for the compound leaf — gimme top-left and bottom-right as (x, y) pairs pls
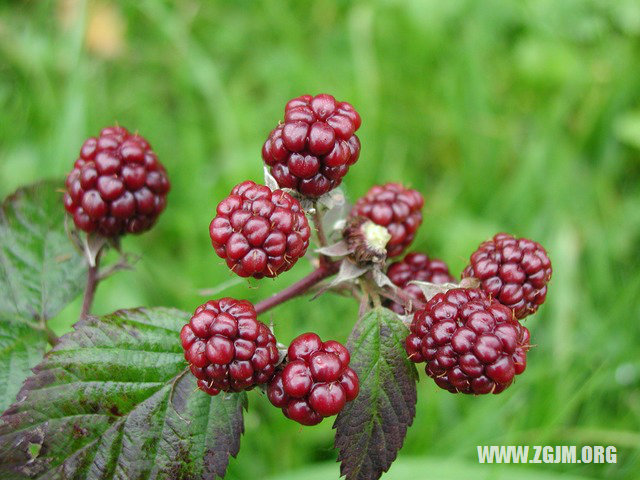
(0, 307), (246, 480)
(334, 307), (418, 480)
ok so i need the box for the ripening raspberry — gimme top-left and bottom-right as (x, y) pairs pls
(209, 180), (311, 279)
(462, 233), (552, 319)
(350, 183), (423, 257)
(386, 252), (455, 313)
(262, 94), (361, 197)
(406, 288), (530, 395)
(267, 333), (359, 425)
(181, 298), (280, 395)
(63, 126), (170, 236)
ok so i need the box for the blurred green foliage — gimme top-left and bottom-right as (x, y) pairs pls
(1, 0), (639, 478)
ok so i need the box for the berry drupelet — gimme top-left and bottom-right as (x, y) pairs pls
(63, 126), (170, 236)
(209, 180), (311, 279)
(350, 183), (423, 258)
(405, 288), (530, 395)
(267, 333), (359, 426)
(181, 298), (280, 395)
(462, 233), (552, 319)
(386, 252), (455, 314)
(262, 94), (361, 198)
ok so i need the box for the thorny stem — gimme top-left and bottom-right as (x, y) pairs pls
(80, 252), (102, 320)
(254, 261), (339, 315)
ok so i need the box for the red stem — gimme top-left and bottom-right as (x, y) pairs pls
(255, 261), (339, 315)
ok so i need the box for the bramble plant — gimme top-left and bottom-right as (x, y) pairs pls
(0, 93), (552, 480)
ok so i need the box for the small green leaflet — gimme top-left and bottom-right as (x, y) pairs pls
(334, 307), (418, 480)
(0, 181), (87, 411)
(0, 308), (246, 480)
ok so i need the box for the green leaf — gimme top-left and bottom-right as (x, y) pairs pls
(0, 307), (246, 480)
(0, 181), (87, 411)
(334, 307), (418, 480)
(0, 180), (86, 323)
(0, 319), (48, 414)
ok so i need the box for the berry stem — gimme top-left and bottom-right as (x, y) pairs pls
(311, 203), (330, 266)
(255, 261), (339, 315)
(312, 206), (328, 247)
(80, 252), (101, 319)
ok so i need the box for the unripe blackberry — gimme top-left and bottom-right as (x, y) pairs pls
(462, 233), (552, 319)
(63, 126), (170, 236)
(350, 183), (423, 257)
(180, 298), (280, 395)
(386, 252), (455, 314)
(267, 333), (359, 426)
(209, 180), (311, 279)
(406, 288), (530, 395)
(262, 94), (361, 197)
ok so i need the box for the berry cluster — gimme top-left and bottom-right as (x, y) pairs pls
(180, 298), (280, 395)
(192, 94), (363, 425)
(63, 93), (551, 433)
(209, 181), (311, 278)
(63, 126), (170, 236)
(262, 94), (361, 197)
(399, 233), (552, 394)
(405, 288), (530, 394)
(267, 333), (359, 425)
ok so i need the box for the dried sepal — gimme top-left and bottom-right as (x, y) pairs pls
(409, 277), (480, 302)
(343, 216), (391, 265)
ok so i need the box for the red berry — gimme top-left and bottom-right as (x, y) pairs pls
(386, 252), (455, 313)
(405, 288), (530, 395)
(308, 351), (342, 382)
(181, 298), (280, 395)
(350, 183), (423, 257)
(262, 94), (361, 198)
(282, 361), (313, 397)
(462, 233), (552, 319)
(267, 333), (359, 425)
(287, 332), (323, 361)
(308, 383), (346, 416)
(63, 126), (170, 237)
(210, 181), (311, 279)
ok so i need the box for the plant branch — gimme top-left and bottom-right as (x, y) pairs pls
(44, 326), (59, 347)
(255, 261), (339, 315)
(80, 252), (102, 319)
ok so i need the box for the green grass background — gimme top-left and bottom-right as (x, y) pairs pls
(1, 0), (639, 478)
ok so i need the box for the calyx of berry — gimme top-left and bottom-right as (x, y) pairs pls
(408, 277), (481, 303)
(343, 216), (391, 265)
